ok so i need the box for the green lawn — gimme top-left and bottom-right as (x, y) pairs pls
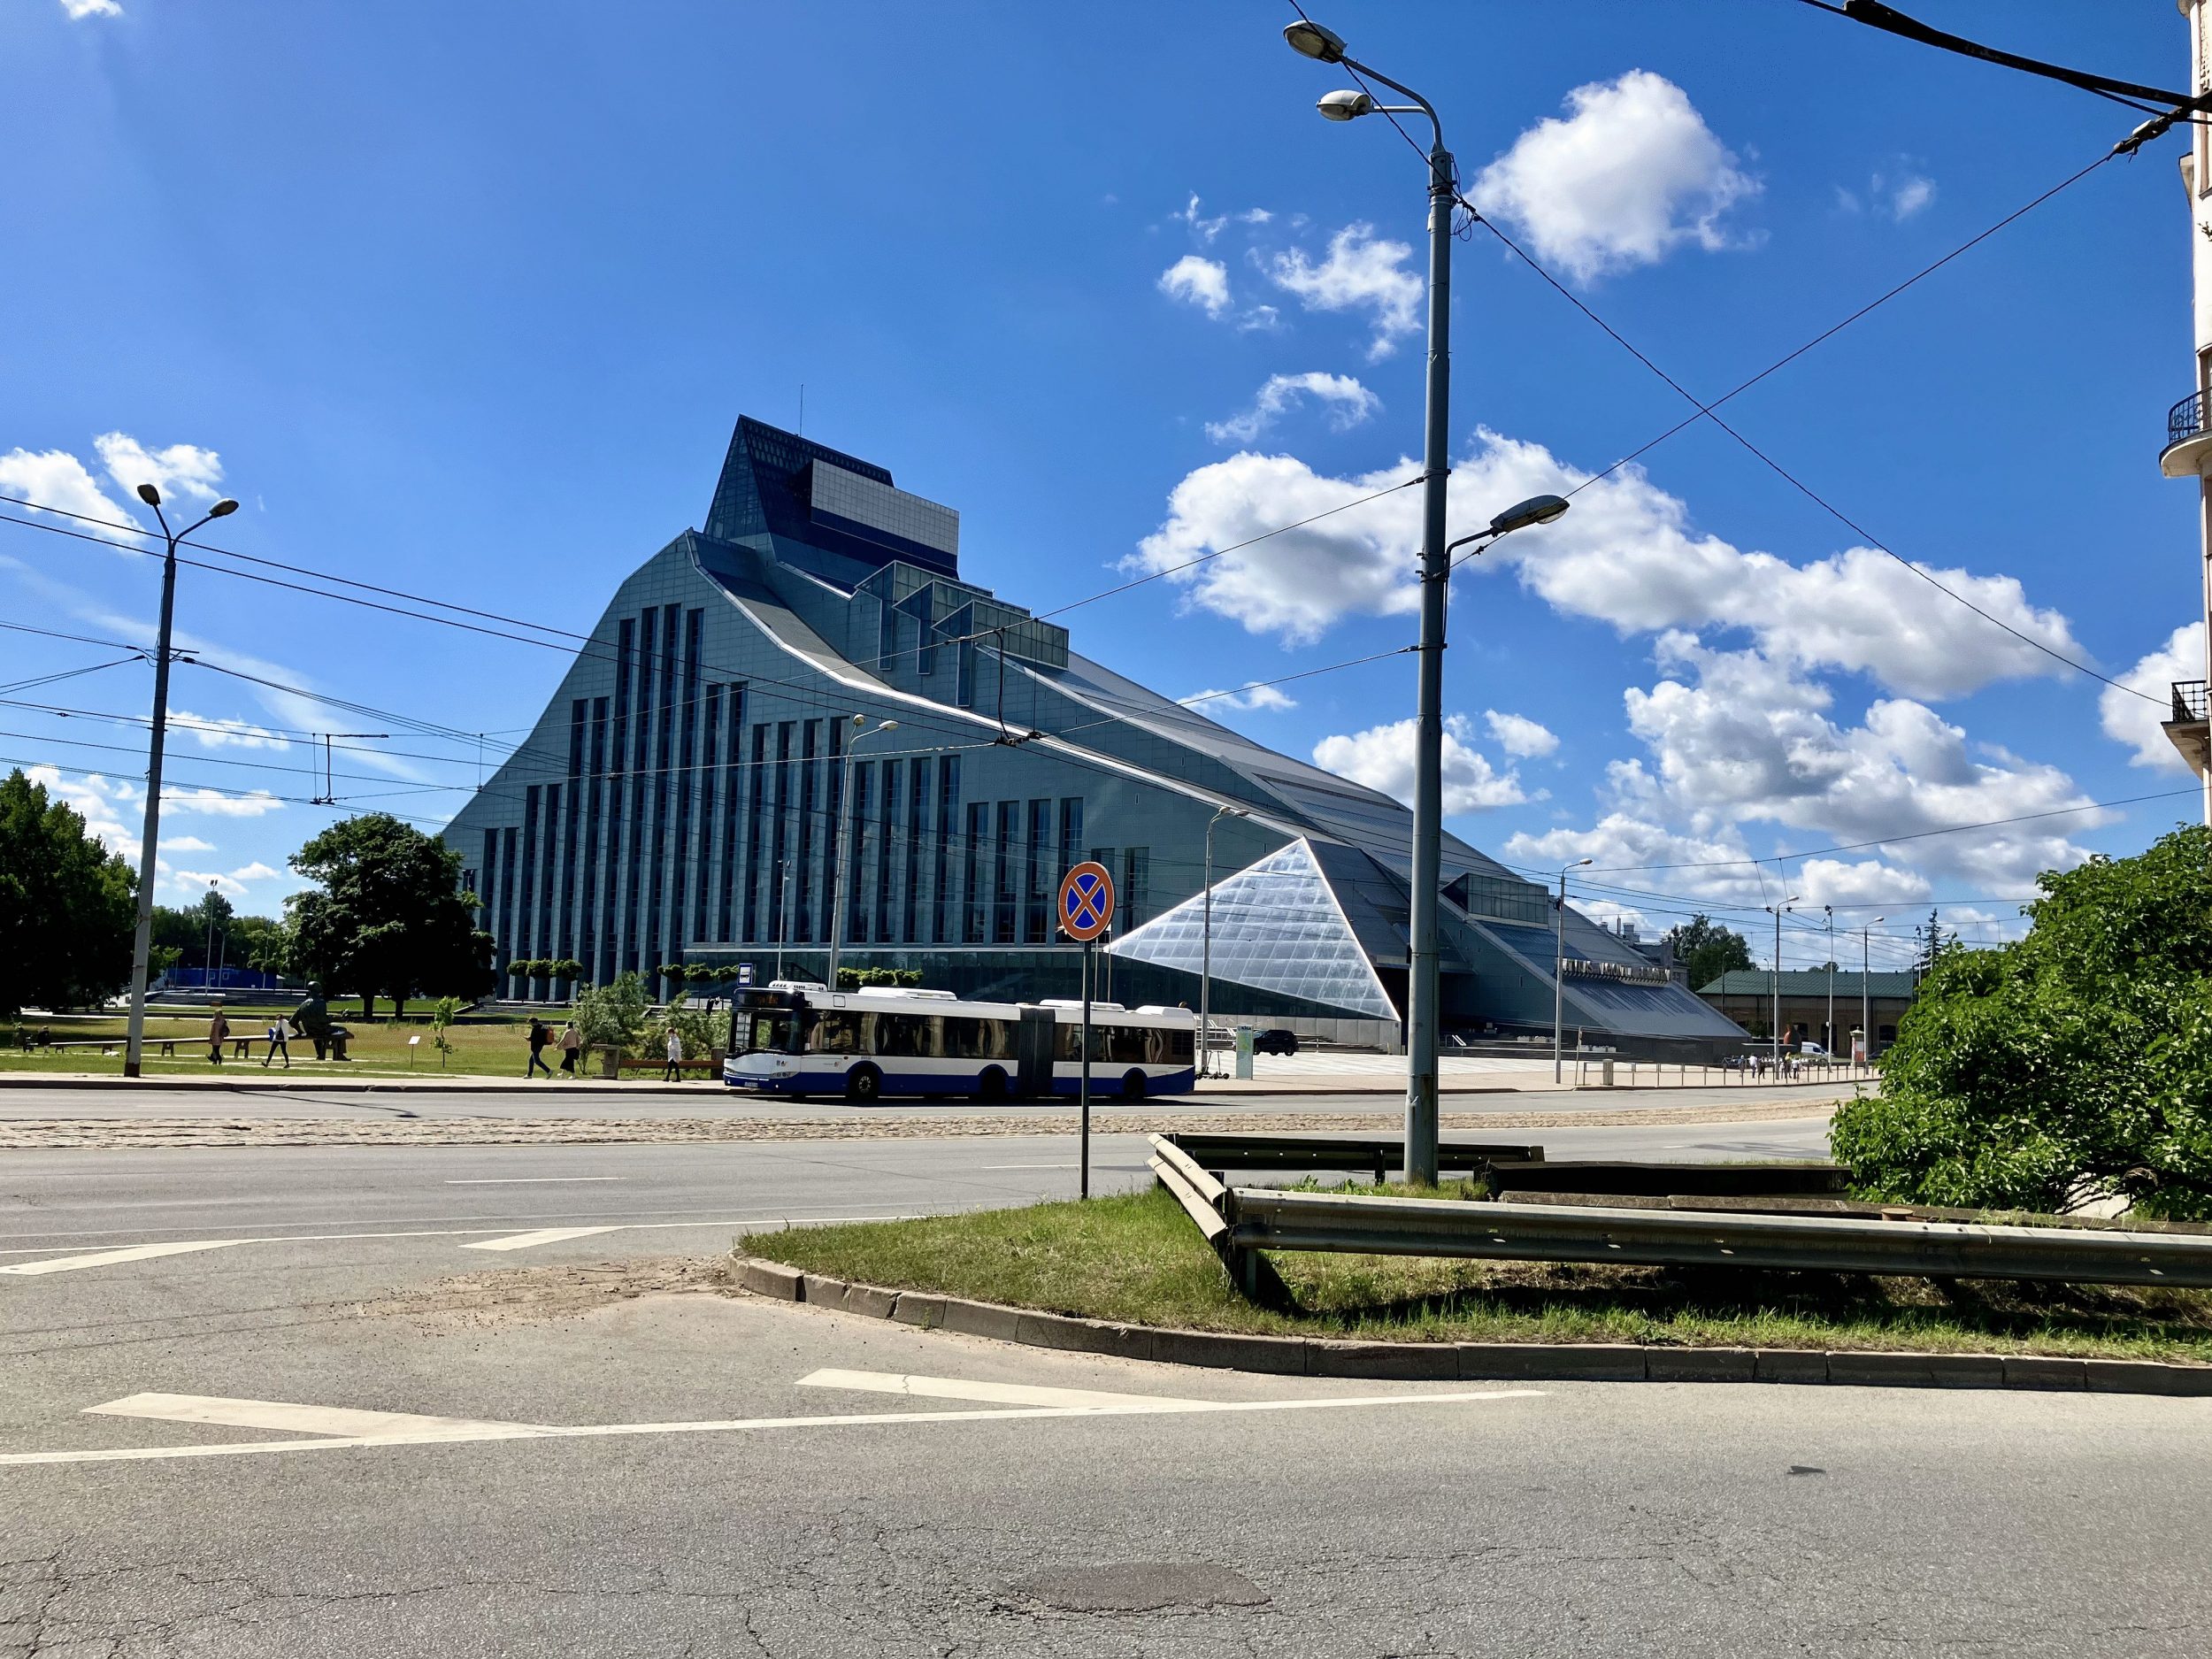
(745, 1184), (2212, 1362)
(0, 1007), (613, 1079)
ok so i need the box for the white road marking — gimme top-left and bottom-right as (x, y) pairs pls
(0, 1240), (245, 1277)
(798, 1369), (1203, 1409)
(443, 1178), (625, 1186)
(979, 1163), (1076, 1171)
(0, 1214), (924, 1269)
(460, 1225), (625, 1252)
(1, 1386), (1546, 1467)
(86, 1393), (543, 1440)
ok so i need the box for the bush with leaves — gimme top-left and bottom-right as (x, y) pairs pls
(652, 1003), (722, 1064)
(1831, 824), (2212, 1219)
(572, 971), (649, 1057)
(835, 966), (922, 990)
(427, 995), (462, 1069)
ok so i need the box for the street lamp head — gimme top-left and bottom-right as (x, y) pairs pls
(1316, 88), (1375, 121)
(1572, 857), (1592, 868)
(1282, 19), (1348, 62)
(208, 499), (239, 518)
(878, 719), (898, 733)
(136, 484), (161, 507)
(1488, 494), (1571, 536)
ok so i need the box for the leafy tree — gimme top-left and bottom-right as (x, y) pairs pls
(573, 970), (649, 1056)
(285, 813), (493, 1020)
(1663, 915), (1754, 990)
(652, 1003), (720, 1064)
(684, 963), (719, 985)
(427, 995), (462, 1069)
(0, 769), (138, 1016)
(1831, 825), (2212, 1220)
(548, 957), (584, 992)
(229, 914), (288, 977)
(1910, 907), (1955, 979)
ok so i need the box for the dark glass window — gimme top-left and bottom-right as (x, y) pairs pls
(716, 688), (745, 942)
(964, 801), (987, 943)
(480, 829), (497, 930)
(932, 755), (959, 944)
(768, 721), (793, 946)
(1058, 797), (1083, 878)
(821, 718), (844, 945)
(498, 825), (518, 966)
(559, 701), (584, 972)
(876, 757), (900, 942)
(1025, 798), (1051, 942)
(672, 611), (703, 948)
(580, 697), (607, 981)
(741, 721), (766, 942)
(644, 605), (680, 979)
(537, 783), (560, 979)
(795, 719), (818, 941)
(695, 683), (720, 944)
(903, 756), (927, 945)
(847, 760), (872, 942)
(1121, 846), (1149, 932)
(518, 787), (541, 963)
(994, 802), (1018, 944)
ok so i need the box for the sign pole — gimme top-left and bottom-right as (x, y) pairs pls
(1079, 938), (1093, 1201)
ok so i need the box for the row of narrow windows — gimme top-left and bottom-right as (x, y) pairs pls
(463, 604), (1150, 986)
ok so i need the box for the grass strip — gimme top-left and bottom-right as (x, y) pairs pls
(744, 1184), (2212, 1362)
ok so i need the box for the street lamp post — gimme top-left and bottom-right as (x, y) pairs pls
(1861, 917), (1886, 1071)
(1284, 18), (1571, 1184)
(203, 882), (219, 994)
(1553, 857), (1591, 1084)
(826, 715), (898, 991)
(122, 485), (239, 1079)
(1200, 804), (1248, 1079)
(1824, 903), (1834, 1059)
(1763, 895), (1801, 1068)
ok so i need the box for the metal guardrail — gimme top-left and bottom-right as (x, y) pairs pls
(1486, 1160), (1851, 1198)
(1161, 1132), (1542, 1184)
(1148, 1135), (2212, 1293)
(2174, 679), (2209, 723)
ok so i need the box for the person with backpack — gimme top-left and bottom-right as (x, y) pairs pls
(525, 1017), (553, 1079)
(262, 1016), (292, 1069)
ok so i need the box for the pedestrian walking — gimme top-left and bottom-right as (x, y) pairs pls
(557, 1020), (580, 1076)
(661, 1025), (684, 1082)
(205, 1004), (229, 1066)
(262, 1016), (292, 1069)
(525, 1017), (553, 1079)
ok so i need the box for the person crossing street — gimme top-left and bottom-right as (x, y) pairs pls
(525, 1017), (554, 1079)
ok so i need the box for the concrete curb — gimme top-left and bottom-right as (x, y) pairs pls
(727, 1255), (2212, 1397)
(0, 1074), (726, 1095)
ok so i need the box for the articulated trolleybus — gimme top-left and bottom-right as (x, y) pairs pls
(721, 983), (1197, 1104)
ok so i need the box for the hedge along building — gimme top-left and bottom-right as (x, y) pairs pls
(442, 416), (1747, 1054)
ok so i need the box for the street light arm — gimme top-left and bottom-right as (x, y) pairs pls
(1340, 55), (1443, 150)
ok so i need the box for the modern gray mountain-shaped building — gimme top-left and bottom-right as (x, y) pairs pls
(443, 417), (1746, 1054)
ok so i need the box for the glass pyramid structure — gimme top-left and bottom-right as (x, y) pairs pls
(1107, 839), (1396, 1020)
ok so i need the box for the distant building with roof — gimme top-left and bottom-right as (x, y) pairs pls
(442, 415), (1750, 1053)
(1696, 969), (1919, 1055)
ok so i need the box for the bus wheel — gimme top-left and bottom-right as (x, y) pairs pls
(846, 1064), (882, 1105)
(1120, 1069), (1147, 1102)
(974, 1066), (1008, 1103)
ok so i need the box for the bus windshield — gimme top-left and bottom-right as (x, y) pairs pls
(732, 1009), (800, 1056)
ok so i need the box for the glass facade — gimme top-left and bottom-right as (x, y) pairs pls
(1109, 840), (1396, 1020)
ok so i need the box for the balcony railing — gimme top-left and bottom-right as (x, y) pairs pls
(2175, 680), (2210, 723)
(2171, 391), (2209, 451)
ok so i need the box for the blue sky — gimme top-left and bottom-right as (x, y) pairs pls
(3, 1), (2204, 973)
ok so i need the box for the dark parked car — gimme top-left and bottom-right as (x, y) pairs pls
(1252, 1028), (1300, 1056)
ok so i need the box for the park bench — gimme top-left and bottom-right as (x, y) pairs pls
(36, 1037), (177, 1057)
(614, 1056), (718, 1076)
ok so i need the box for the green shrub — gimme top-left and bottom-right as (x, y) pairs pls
(572, 971), (649, 1056)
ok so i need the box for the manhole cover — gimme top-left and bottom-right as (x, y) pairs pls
(1011, 1563), (1268, 1614)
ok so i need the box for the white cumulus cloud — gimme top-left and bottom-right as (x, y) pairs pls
(1204, 373), (1379, 445)
(61, 0), (122, 17)
(1260, 225), (1422, 360)
(1158, 256), (1231, 319)
(2101, 621), (2204, 772)
(23, 765), (135, 855)
(159, 786), (284, 818)
(1470, 70), (1759, 284)
(1484, 710), (1558, 758)
(0, 447), (146, 545)
(94, 433), (224, 505)
(1313, 714), (1527, 815)
(173, 710), (291, 752)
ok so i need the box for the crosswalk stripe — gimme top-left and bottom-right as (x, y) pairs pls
(0, 1240), (245, 1277)
(459, 1225), (625, 1252)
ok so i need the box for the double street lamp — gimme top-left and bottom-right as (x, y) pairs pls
(122, 484), (240, 1079)
(1285, 19), (1568, 1182)
(1763, 895), (1801, 1066)
(1859, 916), (1887, 1068)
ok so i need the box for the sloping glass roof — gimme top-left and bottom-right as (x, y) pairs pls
(1107, 839), (1397, 1020)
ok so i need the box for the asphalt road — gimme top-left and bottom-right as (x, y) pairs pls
(0, 1079), (1859, 1123)
(12, 1117), (2205, 1656)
